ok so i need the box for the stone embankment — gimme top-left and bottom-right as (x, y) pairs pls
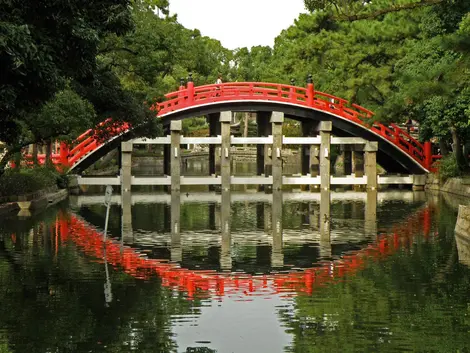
(426, 174), (470, 198)
(0, 185), (68, 217)
(455, 204), (470, 266)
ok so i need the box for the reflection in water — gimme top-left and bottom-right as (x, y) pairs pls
(272, 190), (283, 268)
(220, 191), (231, 271)
(171, 191), (182, 262)
(2, 191), (470, 352)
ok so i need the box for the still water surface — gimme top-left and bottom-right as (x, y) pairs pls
(0, 190), (469, 353)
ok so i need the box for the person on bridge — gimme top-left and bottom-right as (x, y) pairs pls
(215, 74), (223, 96)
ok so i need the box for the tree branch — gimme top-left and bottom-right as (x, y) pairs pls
(99, 47), (139, 56)
(335, 0), (446, 21)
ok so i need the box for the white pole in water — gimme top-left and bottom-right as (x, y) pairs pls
(103, 185), (113, 242)
(103, 185), (113, 306)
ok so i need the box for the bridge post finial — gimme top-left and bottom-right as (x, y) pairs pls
(307, 74), (313, 84)
(290, 78), (296, 86)
(187, 73), (195, 104)
(306, 74), (314, 106)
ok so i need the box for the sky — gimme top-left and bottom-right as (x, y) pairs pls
(170, 0), (306, 50)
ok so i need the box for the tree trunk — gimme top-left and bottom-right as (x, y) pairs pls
(32, 144), (38, 166)
(244, 113), (249, 138)
(463, 143), (470, 169)
(45, 141), (53, 168)
(450, 127), (465, 169)
(439, 139), (449, 156)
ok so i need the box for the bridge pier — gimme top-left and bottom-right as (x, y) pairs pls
(412, 174), (427, 191)
(120, 141), (133, 193)
(271, 112), (284, 192)
(220, 112), (232, 192)
(365, 141), (378, 191)
(170, 121), (182, 192)
(320, 122), (332, 242)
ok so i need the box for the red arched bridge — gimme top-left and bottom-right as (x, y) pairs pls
(37, 81), (439, 174)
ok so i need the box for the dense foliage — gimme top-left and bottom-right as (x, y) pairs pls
(1, 0), (469, 173)
(227, 0), (470, 171)
(0, 167), (63, 197)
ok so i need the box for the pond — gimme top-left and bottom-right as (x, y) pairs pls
(0, 189), (469, 353)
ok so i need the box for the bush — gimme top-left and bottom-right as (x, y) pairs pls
(0, 167), (63, 197)
(438, 154), (462, 181)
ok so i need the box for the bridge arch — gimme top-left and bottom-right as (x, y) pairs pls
(64, 82), (433, 174)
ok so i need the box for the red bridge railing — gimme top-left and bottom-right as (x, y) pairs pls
(26, 81), (438, 172)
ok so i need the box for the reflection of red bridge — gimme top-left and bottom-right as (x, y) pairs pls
(55, 206), (433, 300)
(29, 81), (440, 173)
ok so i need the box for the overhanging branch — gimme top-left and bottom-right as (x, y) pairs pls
(335, 0), (446, 21)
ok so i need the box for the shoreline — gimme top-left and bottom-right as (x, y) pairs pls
(0, 188), (68, 217)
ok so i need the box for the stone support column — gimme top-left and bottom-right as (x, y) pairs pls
(319, 121), (332, 242)
(220, 112), (232, 192)
(412, 174), (427, 191)
(320, 121), (332, 193)
(271, 112), (284, 192)
(170, 121), (182, 192)
(120, 141), (133, 193)
(365, 141), (378, 191)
